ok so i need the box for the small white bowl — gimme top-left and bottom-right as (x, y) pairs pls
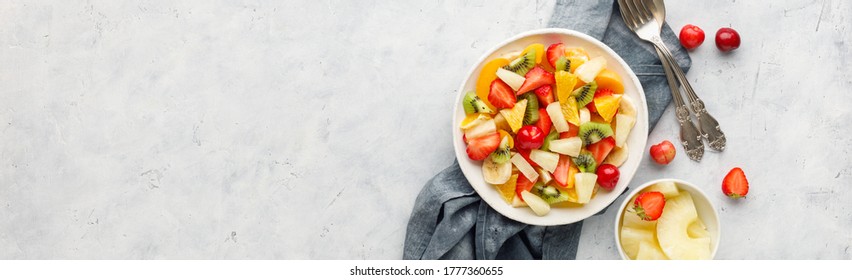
(614, 179), (721, 260)
(452, 28), (649, 226)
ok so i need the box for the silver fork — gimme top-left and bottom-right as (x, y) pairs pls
(644, 0), (727, 151)
(617, 0), (705, 161)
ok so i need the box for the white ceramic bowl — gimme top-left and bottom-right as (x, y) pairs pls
(452, 28), (649, 226)
(614, 179), (721, 260)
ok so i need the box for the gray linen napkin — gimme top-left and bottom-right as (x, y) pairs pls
(404, 0), (691, 260)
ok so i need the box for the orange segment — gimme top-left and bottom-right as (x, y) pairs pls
(498, 130), (515, 149)
(521, 43), (546, 65)
(594, 69), (625, 93)
(475, 58), (510, 111)
(594, 94), (623, 123)
(495, 174), (519, 204)
(565, 48), (590, 73)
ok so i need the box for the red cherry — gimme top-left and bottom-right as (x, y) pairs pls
(515, 125), (544, 150)
(596, 164), (620, 191)
(649, 140), (676, 165)
(715, 27), (741, 52)
(679, 24), (705, 50)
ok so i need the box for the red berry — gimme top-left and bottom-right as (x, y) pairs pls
(649, 140), (676, 165)
(679, 24), (705, 50)
(596, 164), (620, 191)
(515, 125), (544, 150)
(633, 191), (666, 221)
(715, 27), (741, 52)
(722, 167), (749, 199)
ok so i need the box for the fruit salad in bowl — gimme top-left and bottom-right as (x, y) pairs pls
(615, 179), (721, 260)
(453, 29), (649, 226)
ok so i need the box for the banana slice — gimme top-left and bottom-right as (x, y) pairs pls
(482, 154), (512, 185)
(619, 95), (637, 118)
(603, 144), (628, 167)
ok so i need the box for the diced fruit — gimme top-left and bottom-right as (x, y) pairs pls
(496, 68), (526, 91)
(715, 27), (741, 52)
(545, 43), (567, 68)
(516, 125), (544, 150)
(497, 130), (514, 148)
(466, 132), (501, 161)
(553, 56), (570, 72)
(520, 93), (540, 125)
(633, 191), (666, 221)
(614, 114), (635, 147)
(516, 148), (539, 168)
(463, 118), (496, 140)
(594, 93), (622, 123)
(561, 99), (581, 127)
(622, 206), (657, 231)
(532, 182), (571, 204)
(545, 102), (570, 133)
(679, 24), (706, 50)
(722, 167), (749, 199)
(619, 95), (637, 118)
(650, 140), (676, 165)
(646, 181), (680, 199)
(636, 241), (669, 260)
(533, 85), (555, 105)
(482, 153), (512, 185)
(656, 191), (712, 259)
(560, 124), (579, 138)
(514, 172), (536, 201)
(587, 136), (616, 164)
(499, 99), (527, 132)
(494, 174), (518, 204)
(574, 172), (597, 204)
(488, 79), (517, 109)
(579, 107), (591, 124)
(572, 81), (597, 108)
(547, 137), (582, 157)
(620, 226), (655, 259)
(462, 91), (494, 115)
(602, 144), (628, 167)
(552, 155), (572, 187)
(518, 67), (555, 94)
(503, 50), (536, 76)
(540, 129), (558, 152)
(511, 195), (527, 207)
(459, 113), (490, 130)
(493, 113), (512, 132)
(594, 69), (625, 94)
(575, 56), (606, 83)
(578, 122), (614, 145)
(555, 71), (578, 103)
(521, 43), (545, 64)
(521, 190), (550, 216)
(596, 164), (619, 191)
(572, 150), (597, 173)
(511, 153), (539, 183)
(490, 135), (512, 164)
(475, 58), (510, 111)
(536, 167), (553, 185)
(533, 108), (552, 136)
(687, 219), (711, 239)
(529, 149), (559, 173)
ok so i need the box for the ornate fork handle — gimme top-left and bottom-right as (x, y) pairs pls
(651, 38), (704, 161)
(651, 36), (727, 151)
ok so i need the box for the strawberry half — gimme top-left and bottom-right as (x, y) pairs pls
(465, 132), (501, 161)
(722, 167), (749, 199)
(546, 43), (567, 69)
(633, 191), (666, 221)
(533, 85), (555, 106)
(559, 124), (580, 139)
(516, 148), (540, 168)
(552, 154), (572, 187)
(517, 67), (555, 94)
(515, 172), (537, 202)
(587, 136), (615, 164)
(534, 108), (552, 136)
(488, 79), (517, 109)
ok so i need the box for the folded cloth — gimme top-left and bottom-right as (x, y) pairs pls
(404, 0), (691, 260)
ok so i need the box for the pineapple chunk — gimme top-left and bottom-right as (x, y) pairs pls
(645, 181), (680, 198)
(620, 226), (655, 260)
(529, 150), (559, 173)
(636, 241), (669, 260)
(656, 191), (712, 260)
(574, 173), (597, 203)
(575, 56), (607, 83)
(614, 114), (635, 148)
(546, 102), (570, 133)
(622, 207), (657, 232)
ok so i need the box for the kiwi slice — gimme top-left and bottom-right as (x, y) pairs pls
(578, 122), (614, 145)
(572, 151), (597, 173)
(554, 56), (570, 72)
(532, 181), (570, 204)
(503, 50), (536, 76)
(491, 136), (512, 164)
(463, 91), (493, 115)
(521, 93), (539, 125)
(572, 81), (598, 108)
(540, 129), (559, 152)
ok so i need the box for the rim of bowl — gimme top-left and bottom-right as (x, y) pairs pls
(613, 178), (722, 260)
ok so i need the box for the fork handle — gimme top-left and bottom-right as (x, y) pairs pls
(652, 44), (704, 162)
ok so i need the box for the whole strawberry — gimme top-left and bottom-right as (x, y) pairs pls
(722, 167), (749, 199)
(633, 191), (666, 221)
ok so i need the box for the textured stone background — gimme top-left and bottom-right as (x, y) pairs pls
(1, 0), (850, 259)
